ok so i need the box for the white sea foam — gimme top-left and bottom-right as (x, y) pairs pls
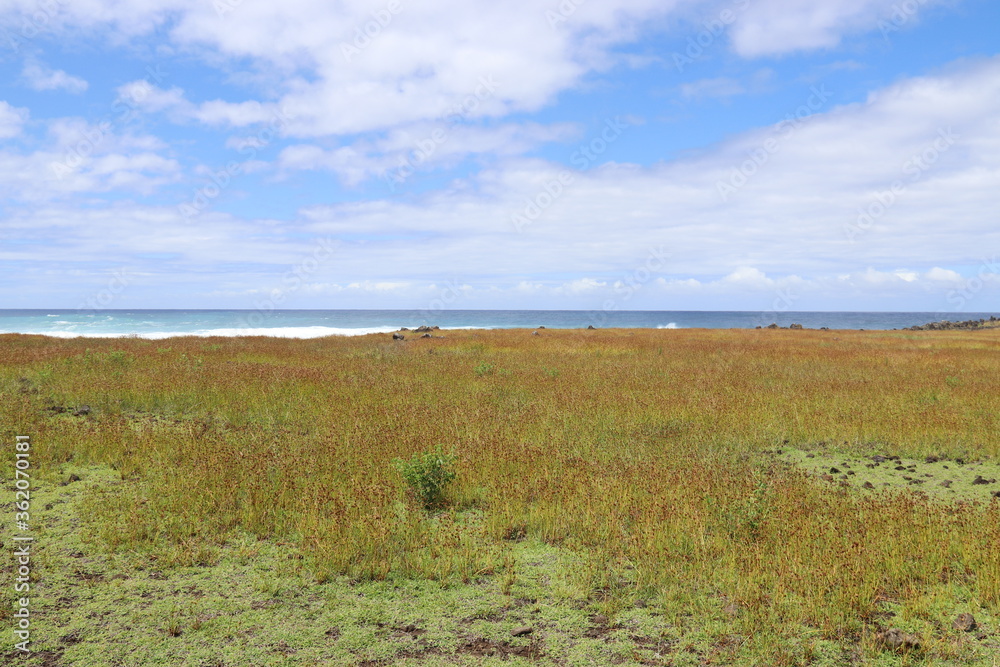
(4, 326), (404, 339)
(657, 323), (680, 329)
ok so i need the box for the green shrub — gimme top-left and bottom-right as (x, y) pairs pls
(474, 362), (494, 377)
(393, 446), (457, 509)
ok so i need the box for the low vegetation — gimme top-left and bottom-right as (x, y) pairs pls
(1, 327), (998, 664)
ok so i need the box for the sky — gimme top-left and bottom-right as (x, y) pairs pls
(0, 0), (998, 314)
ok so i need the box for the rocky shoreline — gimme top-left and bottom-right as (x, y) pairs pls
(903, 316), (999, 331)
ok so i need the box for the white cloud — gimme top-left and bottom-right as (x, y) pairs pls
(0, 102), (28, 139)
(730, 0), (949, 58)
(22, 60), (89, 94)
(0, 0), (681, 139)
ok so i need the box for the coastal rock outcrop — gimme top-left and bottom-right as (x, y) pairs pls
(906, 316), (998, 331)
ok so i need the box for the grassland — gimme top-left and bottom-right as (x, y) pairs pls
(1, 327), (999, 665)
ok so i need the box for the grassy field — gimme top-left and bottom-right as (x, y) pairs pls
(1, 327), (999, 665)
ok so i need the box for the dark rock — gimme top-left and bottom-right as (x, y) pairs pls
(73, 405), (91, 416)
(432, 326), (440, 330)
(586, 325), (596, 330)
(538, 326), (545, 329)
(829, 467), (840, 474)
(766, 323), (779, 329)
(420, 333), (432, 338)
(806, 454), (815, 458)
(819, 326), (829, 330)
(925, 455), (939, 463)
(894, 466), (907, 471)
(414, 325), (433, 333)
(789, 323), (803, 329)
(511, 626), (533, 637)
(863, 482), (875, 489)
(61, 474), (82, 486)
(953, 613), (977, 632)
(972, 475), (988, 485)
(992, 490), (1000, 498)
(399, 327), (409, 331)
(939, 480), (952, 488)
(392, 332), (405, 340)
(872, 455), (888, 463)
(877, 628), (920, 652)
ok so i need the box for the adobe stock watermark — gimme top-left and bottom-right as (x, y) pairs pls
(844, 127), (958, 243)
(77, 268), (134, 313)
(2, 0), (68, 53)
(407, 279), (471, 328)
(586, 246), (671, 327)
(753, 286), (799, 328)
(878, 0), (933, 41)
(12, 434), (33, 653)
(944, 256), (999, 312)
(545, 0), (586, 27)
(178, 105), (297, 221)
(382, 75), (499, 192)
(239, 237), (337, 329)
(717, 84), (833, 202)
(50, 65), (168, 180)
(672, 0), (751, 72)
(340, 0), (404, 62)
(511, 116), (628, 232)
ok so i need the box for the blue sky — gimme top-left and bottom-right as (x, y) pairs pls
(1, 0), (998, 313)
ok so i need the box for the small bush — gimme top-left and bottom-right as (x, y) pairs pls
(474, 362), (494, 377)
(393, 446), (457, 509)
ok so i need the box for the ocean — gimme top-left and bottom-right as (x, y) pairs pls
(0, 309), (994, 339)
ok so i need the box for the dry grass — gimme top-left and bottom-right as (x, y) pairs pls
(2, 327), (999, 662)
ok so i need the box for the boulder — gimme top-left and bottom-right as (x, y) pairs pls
(414, 325), (433, 333)
(766, 323), (779, 329)
(392, 332), (405, 340)
(789, 323), (803, 329)
(877, 628), (920, 652)
(953, 613), (977, 632)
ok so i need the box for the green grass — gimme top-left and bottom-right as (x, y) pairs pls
(2, 327), (1000, 664)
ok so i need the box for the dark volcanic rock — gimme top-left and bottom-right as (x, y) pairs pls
(877, 628), (920, 652)
(73, 405), (91, 416)
(972, 475), (989, 485)
(511, 626), (533, 637)
(953, 613), (977, 632)
(392, 332), (405, 340)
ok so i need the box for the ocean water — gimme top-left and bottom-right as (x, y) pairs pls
(0, 310), (995, 339)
